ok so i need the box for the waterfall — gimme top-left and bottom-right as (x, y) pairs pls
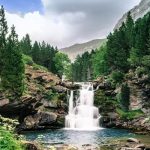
(65, 83), (101, 130)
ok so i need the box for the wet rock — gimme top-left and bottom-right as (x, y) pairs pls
(127, 138), (140, 143)
(135, 144), (145, 149)
(60, 82), (80, 90)
(22, 141), (40, 150)
(121, 148), (141, 150)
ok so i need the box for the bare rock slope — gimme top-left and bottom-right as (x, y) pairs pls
(115, 0), (150, 29)
(61, 39), (106, 61)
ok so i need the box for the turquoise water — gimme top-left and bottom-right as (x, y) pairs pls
(24, 128), (135, 146)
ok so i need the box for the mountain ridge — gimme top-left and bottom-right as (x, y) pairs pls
(61, 39), (106, 61)
(115, 0), (150, 29)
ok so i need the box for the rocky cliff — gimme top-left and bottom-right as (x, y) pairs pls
(0, 56), (78, 132)
(94, 69), (150, 133)
(115, 0), (150, 30)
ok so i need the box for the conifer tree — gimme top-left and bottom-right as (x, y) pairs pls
(1, 25), (25, 98)
(20, 34), (32, 55)
(0, 5), (8, 76)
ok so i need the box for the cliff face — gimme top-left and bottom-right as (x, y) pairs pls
(115, 0), (150, 30)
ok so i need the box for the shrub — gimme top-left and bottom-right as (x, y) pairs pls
(116, 109), (143, 120)
(135, 67), (147, 78)
(0, 127), (24, 150)
(111, 71), (124, 83)
(22, 54), (33, 66)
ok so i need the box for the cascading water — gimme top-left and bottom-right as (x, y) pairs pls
(65, 83), (101, 130)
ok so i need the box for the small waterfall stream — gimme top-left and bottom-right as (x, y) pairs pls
(65, 83), (101, 130)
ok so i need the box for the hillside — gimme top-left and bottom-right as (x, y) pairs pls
(0, 55), (75, 131)
(61, 39), (106, 61)
(115, 0), (150, 29)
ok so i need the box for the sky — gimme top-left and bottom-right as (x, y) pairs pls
(0, 0), (141, 48)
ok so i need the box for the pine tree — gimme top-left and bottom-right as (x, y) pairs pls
(20, 34), (32, 55)
(1, 25), (25, 98)
(125, 11), (134, 49)
(0, 5), (8, 76)
(31, 41), (41, 64)
(120, 83), (130, 111)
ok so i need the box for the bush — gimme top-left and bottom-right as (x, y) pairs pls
(135, 67), (147, 78)
(111, 71), (124, 83)
(116, 109), (143, 120)
(0, 127), (24, 150)
(22, 54), (33, 66)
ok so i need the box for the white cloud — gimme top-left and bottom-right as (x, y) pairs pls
(5, 0), (141, 48)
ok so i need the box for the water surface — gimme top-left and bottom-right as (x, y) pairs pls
(24, 128), (135, 146)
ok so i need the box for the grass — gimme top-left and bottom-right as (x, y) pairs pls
(116, 108), (143, 120)
(0, 126), (25, 150)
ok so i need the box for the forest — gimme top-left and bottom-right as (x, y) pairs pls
(0, 6), (70, 99)
(68, 12), (150, 82)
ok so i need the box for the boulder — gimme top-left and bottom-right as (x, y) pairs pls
(127, 138), (140, 143)
(17, 111), (62, 131)
(22, 141), (40, 150)
(135, 144), (145, 149)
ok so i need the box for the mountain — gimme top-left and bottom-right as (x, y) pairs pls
(115, 0), (150, 29)
(61, 39), (106, 61)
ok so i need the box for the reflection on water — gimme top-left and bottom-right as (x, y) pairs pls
(24, 128), (134, 146)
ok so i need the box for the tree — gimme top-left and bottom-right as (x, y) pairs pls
(119, 83), (130, 111)
(125, 12), (134, 49)
(20, 34), (32, 55)
(31, 41), (41, 64)
(53, 52), (70, 78)
(1, 25), (25, 98)
(0, 5), (8, 75)
(106, 24), (129, 72)
(91, 46), (108, 78)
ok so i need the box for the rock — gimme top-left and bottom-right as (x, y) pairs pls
(60, 82), (80, 90)
(135, 144), (145, 149)
(48, 85), (67, 93)
(39, 112), (57, 125)
(22, 141), (40, 150)
(121, 148), (141, 150)
(0, 96), (40, 119)
(17, 111), (60, 131)
(0, 98), (9, 107)
(127, 138), (140, 143)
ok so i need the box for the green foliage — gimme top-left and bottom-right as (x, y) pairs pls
(116, 109), (143, 120)
(142, 55), (150, 74)
(118, 83), (130, 111)
(0, 5), (8, 75)
(1, 24), (25, 98)
(68, 51), (95, 82)
(22, 54), (34, 65)
(111, 71), (124, 84)
(135, 67), (147, 78)
(91, 46), (108, 78)
(44, 90), (57, 100)
(53, 52), (71, 78)
(0, 126), (24, 150)
(20, 34), (32, 55)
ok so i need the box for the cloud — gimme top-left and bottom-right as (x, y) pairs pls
(5, 0), (141, 48)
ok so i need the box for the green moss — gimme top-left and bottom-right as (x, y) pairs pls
(116, 108), (143, 120)
(0, 126), (25, 150)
